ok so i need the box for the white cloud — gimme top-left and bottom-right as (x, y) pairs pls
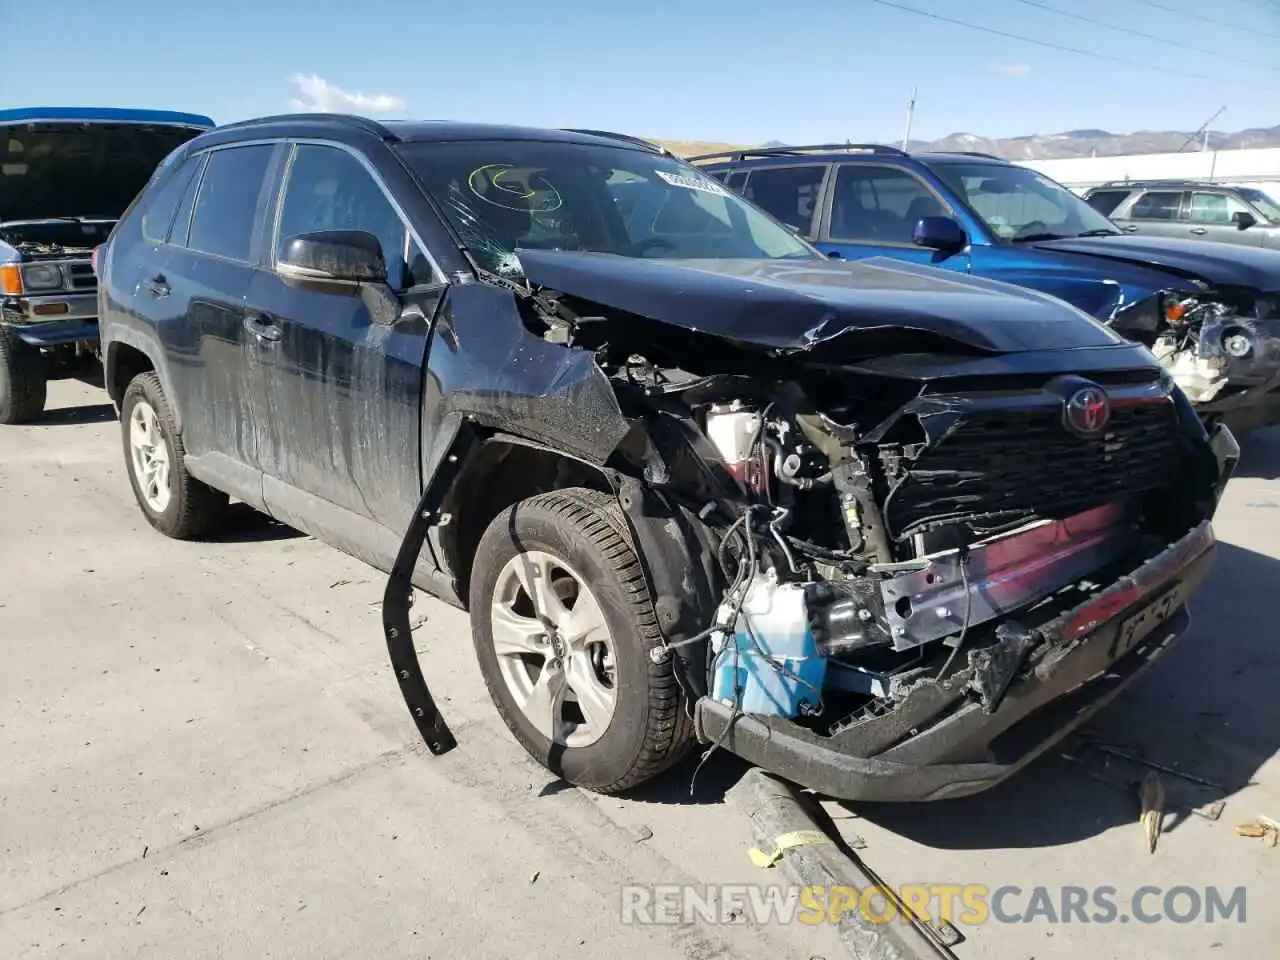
(990, 63), (1032, 77)
(288, 73), (405, 115)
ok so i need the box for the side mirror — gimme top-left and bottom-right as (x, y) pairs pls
(913, 215), (968, 252)
(1232, 210), (1258, 230)
(278, 230), (387, 285)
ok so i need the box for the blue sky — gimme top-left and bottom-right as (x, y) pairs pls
(3, 0), (1276, 143)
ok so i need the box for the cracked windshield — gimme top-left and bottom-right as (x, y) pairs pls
(397, 139), (813, 275)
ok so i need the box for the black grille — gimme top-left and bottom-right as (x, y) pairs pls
(883, 400), (1179, 538)
(66, 262), (96, 291)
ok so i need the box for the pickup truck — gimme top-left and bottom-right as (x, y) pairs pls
(98, 115), (1237, 802)
(0, 107), (214, 424)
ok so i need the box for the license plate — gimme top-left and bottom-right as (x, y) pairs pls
(1113, 586), (1183, 658)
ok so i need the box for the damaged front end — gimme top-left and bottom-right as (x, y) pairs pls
(1112, 286), (1280, 433)
(386, 252), (1238, 802)
(651, 359), (1233, 801)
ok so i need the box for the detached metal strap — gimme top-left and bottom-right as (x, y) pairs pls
(382, 424), (477, 757)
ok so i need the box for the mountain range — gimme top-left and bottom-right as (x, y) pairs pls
(904, 124), (1280, 159)
(657, 124), (1280, 161)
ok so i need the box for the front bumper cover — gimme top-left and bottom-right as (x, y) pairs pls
(11, 317), (99, 348)
(695, 517), (1218, 802)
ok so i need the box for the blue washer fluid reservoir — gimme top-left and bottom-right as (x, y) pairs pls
(710, 571), (828, 718)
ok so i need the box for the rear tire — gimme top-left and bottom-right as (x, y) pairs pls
(0, 325), (48, 424)
(121, 372), (228, 538)
(469, 488), (694, 793)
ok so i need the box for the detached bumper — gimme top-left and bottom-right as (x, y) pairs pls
(695, 519), (1218, 802)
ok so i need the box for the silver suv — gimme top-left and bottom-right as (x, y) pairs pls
(1084, 180), (1280, 248)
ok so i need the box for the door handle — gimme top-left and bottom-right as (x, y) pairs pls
(1123, 224), (1139, 232)
(142, 275), (170, 297)
(243, 313), (282, 343)
(1190, 227), (1208, 236)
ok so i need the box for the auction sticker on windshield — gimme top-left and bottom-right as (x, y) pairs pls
(656, 170), (731, 196)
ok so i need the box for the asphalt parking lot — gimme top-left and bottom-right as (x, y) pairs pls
(3, 378), (1278, 960)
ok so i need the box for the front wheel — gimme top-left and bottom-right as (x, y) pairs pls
(0, 325), (48, 424)
(469, 488), (694, 793)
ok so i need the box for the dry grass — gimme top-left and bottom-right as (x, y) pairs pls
(651, 139), (756, 161)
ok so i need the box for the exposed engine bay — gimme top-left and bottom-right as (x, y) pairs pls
(612, 363), (1184, 730)
(0, 218), (112, 257)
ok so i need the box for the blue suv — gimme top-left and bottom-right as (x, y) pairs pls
(695, 145), (1280, 433)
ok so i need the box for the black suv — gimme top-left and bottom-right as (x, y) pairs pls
(99, 115), (1235, 802)
(1084, 179), (1280, 248)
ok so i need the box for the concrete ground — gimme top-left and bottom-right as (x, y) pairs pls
(2, 379), (1277, 960)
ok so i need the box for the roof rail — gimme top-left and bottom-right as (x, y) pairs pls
(686, 142), (909, 163)
(1094, 178), (1220, 189)
(212, 112), (395, 139)
(928, 150), (1007, 161)
(560, 128), (667, 154)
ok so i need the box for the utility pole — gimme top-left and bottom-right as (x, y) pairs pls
(1177, 105), (1226, 153)
(901, 86), (917, 151)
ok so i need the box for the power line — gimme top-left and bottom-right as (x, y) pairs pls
(1009, 0), (1279, 71)
(1125, 0), (1280, 40)
(866, 0), (1280, 91)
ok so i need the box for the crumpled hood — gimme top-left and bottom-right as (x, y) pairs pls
(1033, 235), (1280, 291)
(515, 250), (1127, 355)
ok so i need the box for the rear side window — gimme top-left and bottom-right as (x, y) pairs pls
(168, 155), (206, 248)
(740, 165), (826, 235)
(1084, 190), (1130, 216)
(1129, 191), (1184, 221)
(187, 145), (276, 262)
(725, 171), (748, 192)
(140, 156), (202, 244)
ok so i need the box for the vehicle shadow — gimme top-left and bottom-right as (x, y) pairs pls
(205, 503), (306, 543)
(839, 539), (1280, 850)
(627, 745), (756, 806)
(1231, 426), (1280, 481)
(33, 403), (118, 426)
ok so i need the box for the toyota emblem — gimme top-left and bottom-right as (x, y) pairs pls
(1064, 385), (1111, 437)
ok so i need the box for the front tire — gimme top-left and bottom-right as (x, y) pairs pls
(0, 325), (48, 424)
(469, 488), (694, 793)
(121, 372), (228, 538)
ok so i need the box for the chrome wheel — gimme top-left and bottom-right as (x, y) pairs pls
(129, 399), (171, 513)
(490, 550), (617, 747)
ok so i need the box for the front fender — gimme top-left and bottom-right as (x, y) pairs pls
(968, 246), (1200, 322)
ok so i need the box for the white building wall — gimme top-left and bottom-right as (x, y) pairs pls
(1016, 148), (1280, 196)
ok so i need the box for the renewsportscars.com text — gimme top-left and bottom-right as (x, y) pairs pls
(620, 883), (1248, 927)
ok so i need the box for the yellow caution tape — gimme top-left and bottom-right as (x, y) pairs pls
(748, 829), (831, 868)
